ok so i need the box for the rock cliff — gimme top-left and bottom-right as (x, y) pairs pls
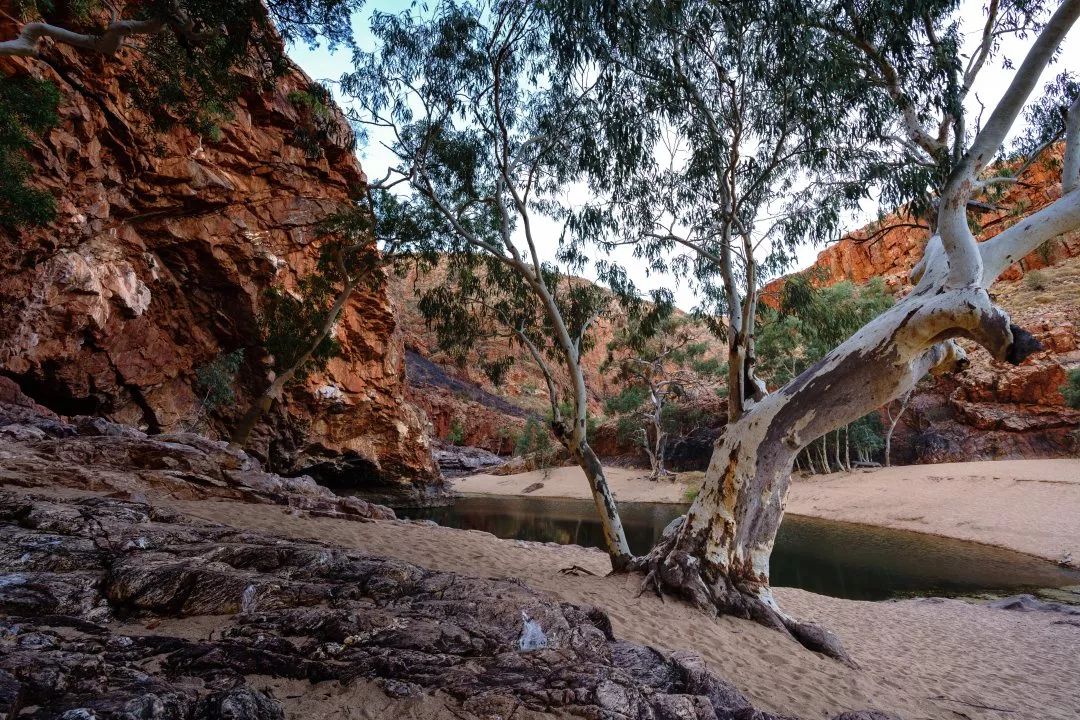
(0, 4), (441, 500)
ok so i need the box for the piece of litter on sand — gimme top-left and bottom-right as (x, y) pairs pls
(518, 611), (548, 651)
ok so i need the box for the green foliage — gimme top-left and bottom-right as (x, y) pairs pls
(758, 276), (895, 387)
(447, 419), (465, 446)
(758, 277), (894, 461)
(514, 416), (552, 457)
(605, 385), (648, 416)
(848, 413), (885, 457)
(287, 82), (346, 159)
(16, 1), (362, 139)
(195, 349), (245, 410)
(660, 401), (708, 437)
(0, 76), (60, 229)
(342, 2), (645, 426)
(258, 203), (387, 386)
(1063, 369), (1080, 410)
(1024, 270), (1048, 291)
(259, 282), (341, 383)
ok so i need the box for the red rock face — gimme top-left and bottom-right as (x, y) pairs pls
(0, 5), (440, 498)
(763, 150), (1080, 302)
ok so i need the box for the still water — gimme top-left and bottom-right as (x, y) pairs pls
(395, 495), (1080, 601)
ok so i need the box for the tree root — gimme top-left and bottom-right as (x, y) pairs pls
(632, 543), (857, 667)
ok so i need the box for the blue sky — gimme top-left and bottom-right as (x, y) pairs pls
(287, 1), (1080, 311)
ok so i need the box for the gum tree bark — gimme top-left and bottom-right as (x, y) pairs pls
(635, 0), (1080, 662)
(883, 390), (913, 467)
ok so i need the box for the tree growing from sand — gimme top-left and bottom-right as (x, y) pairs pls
(340, 1), (659, 571)
(603, 314), (715, 481)
(563, 0), (870, 433)
(560, 0), (1080, 660)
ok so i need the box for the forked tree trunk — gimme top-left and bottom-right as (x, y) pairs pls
(634, 3), (1080, 661)
(634, 297), (1011, 662)
(883, 390), (913, 467)
(643, 387), (669, 481)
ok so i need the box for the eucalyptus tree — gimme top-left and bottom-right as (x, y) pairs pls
(340, 0), (654, 570)
(603, 314), (712, 481)
(556, 0), (1080, 660)
(566, 0), (869, 424)
(230, 201), (387, 448)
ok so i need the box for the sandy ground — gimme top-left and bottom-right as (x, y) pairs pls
(173, 497), (1080, 720)
(455, 465), (691, 503)
(786, 459), (1080, 566)
(458, 459), (1080, 564)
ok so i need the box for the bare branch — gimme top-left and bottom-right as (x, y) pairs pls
(979, 186), (1080, 283)
(961, 0), (1080, 175)
(0, 17), (165, 57)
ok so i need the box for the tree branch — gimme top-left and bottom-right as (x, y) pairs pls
(961, 0), (1080, 175)
(0, 17), (166, 57)
(979, 186), (1080, 283)
(1064, 93), (1080, 194)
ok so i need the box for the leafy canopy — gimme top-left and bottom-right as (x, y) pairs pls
(0, 76), (59, 229)
(340, 0), (655, 411)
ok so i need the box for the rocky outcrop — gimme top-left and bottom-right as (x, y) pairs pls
(0, 490), (844, 719)
(0, 3), (440, 499)
(0, 377), (395, 523)
(764, 150), (1080, 298)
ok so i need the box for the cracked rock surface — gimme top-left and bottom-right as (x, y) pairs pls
(0, 395), (394, 524)
(0, 491), (808, 720)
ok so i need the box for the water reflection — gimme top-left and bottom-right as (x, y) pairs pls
(395, 495), (1080, 601)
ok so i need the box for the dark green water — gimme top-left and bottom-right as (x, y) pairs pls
(395, 495), (1080, 601)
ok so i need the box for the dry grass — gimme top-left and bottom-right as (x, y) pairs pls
(994, 254), (1080, 315)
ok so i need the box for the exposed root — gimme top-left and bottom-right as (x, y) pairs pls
(558, 564), (598, 577)
(632, 534), (857, 667)
(636, 566), (666, 602)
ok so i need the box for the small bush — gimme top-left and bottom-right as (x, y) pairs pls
(1062, 369), (1080, 409)
(447, 419), (465, 445)
(514, 416), (551, 457)
(605, 385), (647, 415)
(1024, 269), (1048, 291)
(195, 349), (245, 410)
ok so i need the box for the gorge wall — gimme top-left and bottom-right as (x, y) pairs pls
(0, 4), (441, 501)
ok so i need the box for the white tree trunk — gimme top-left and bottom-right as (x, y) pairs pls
(637, 2), (1080, 661)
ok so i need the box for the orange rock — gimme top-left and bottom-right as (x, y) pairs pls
(0, 3), (440, 498)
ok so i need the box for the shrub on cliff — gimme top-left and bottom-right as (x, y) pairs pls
(1063, 369), (1080, 409)
(1, 1), (363, 137)
(0, 75), (59, 229)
